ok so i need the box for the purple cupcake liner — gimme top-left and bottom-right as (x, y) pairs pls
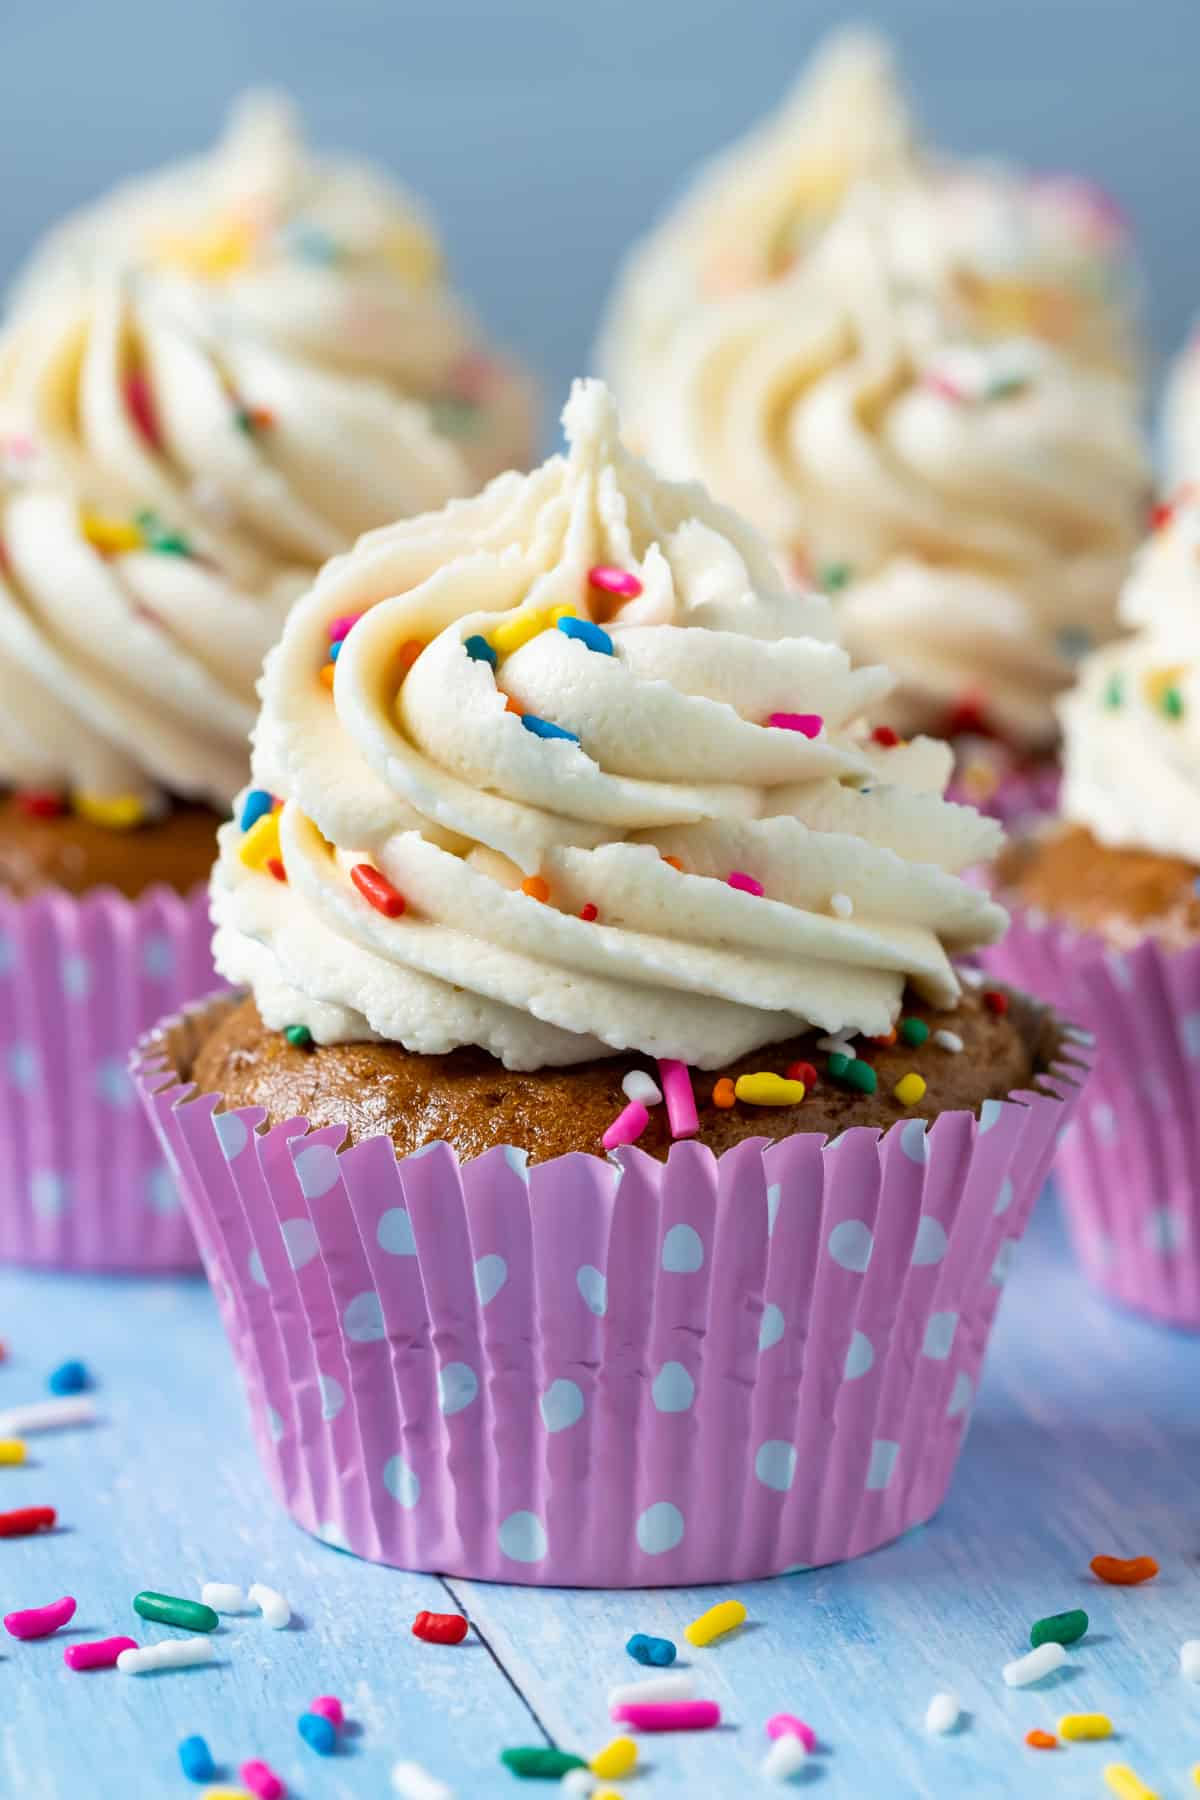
(983, 906), (1200, 1328)
(0, 884), (215, 1271)
(132, 990), (1085, 1587)
(947, 754), (1062, 832)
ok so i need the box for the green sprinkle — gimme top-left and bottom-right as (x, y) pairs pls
(1162, 686), (1185, 720)
(843, 1058), (877, 1095)
(284, 1024), (313, 1050)
(827, 1052), (850, 1080)
(899, 1017), (929, 1047)
(1030, 1607), (1088, 1649)
(499, 1747), (588, 1779)
(819, 561), (852, 593)
(987, 374), (1030, 401)
(1104, 674), (1123, 710)
(133, 1591), (219, 1633)
(134, 507), (191, 557)
(430, 396), (480, 437)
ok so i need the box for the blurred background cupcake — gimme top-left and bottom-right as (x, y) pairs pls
(984, 489), (1200, 1325)
(0, 93), (534, 1272)
(1163, 320), (1200, 488)
(135, 381), (1083, 1584)
(596, 29), (1149, 820)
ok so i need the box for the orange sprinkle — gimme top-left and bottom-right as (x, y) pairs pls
(712, 1078), (736, 1110)
(661, 854), (684, 872)
(521, 876), (550, 903)
(1025, 1729), (1057, 1750)
(505, 694), (524, 715)
(398, 638), (425, 672)
(319, 661), (336, 689)
(1090, 1554), (1158, 1586)
(870, 1029), (897, 1047)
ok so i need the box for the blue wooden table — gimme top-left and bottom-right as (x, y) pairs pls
(0, 1186), (1196, 1799)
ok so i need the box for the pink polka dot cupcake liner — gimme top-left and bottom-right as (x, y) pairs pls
(983, 908), (1200, 1329)
(132, 990), (1085, 1586)
(0, 885), (215, 1271)
(946, 754), (1062, 832)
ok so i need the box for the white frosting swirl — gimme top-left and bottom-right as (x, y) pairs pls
(1164, 326), (1200, 488)
(212, 380), (1006, 1070)
(625, 209), (1148, 748)
(1062, 493), (1200, 864)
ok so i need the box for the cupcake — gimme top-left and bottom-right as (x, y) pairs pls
(598, 27), (1141, 412)
(0, 99), (533, 1271)
(134, 382), (1083, 1584)
(985, 491), (1200, 1325)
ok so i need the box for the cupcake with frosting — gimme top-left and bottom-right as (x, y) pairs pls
(0, 97), (533, 1272)
(985, 490), (1200, 1325)
(134, 382), (1083, 1584)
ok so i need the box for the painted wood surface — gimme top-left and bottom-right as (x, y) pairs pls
(0, 1187), (1196, 1799)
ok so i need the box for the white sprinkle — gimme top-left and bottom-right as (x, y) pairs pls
(925, 1691), (960, 1733)
(118, 1638), (216, 1675)
(248, 1581), (290, 1629)
(201, 1581), (249, 1613)
(961, 967), (984, 988)
(0, 1398), (96, 1435)
(622, 1070), (662, 1107)
(1181, 1639), (1200, 1682)
(761, 1734), (808, 1780)
(816, 1035), (856, 1059)
(1002, 1642), (1067, 1687)
(607, 1671), (695, 1710)
(559, 1772), (594, 1795)
(391, 1763), (454, 1800)
(933, 1030), (964, 1054)
(830, 892), (854, 919)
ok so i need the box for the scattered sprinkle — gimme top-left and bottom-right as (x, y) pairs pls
(240, 1760), (285, 1800)
(240, 789), (274, 833)
(830, 892), (853, 918)
(590, 1738), (637, 1780)
(766, 712), (823, 737)
(734, 1072), (805, 1106)
(0, 1506), (56, 1538)
(1003, 1642), (1067, 1687)
(925, 1692), (960, 1734)
(521, 875), (550, 903)
(521, 714), (579, 742)
(310, 1696), (343, 1727)
(201, 1582), (250, 1614)
(117, 1639), (215, 1674)
(1090, 1554), (1158, 1586)
(248, 1582), (290, 1629)
(239, 813), (282, 872)
(712, 1078), (736, 1109)
(64, 1636), (137, 1671)
(587, 565), (642, 600)
(611, 1700), (721, 1732)
(75, 792), (146, 830)
(608, 1672), (695, 1709)
(0, 1398), (95, 1435)
(5, 1595), (77, 1640)
(727, 870), (765, 897)
(685, 1598), (746, 1647)
(134, 1591), (219, 1633)
(934, 1031), (964, 1054)
(767, 1716), (817, 1752)
(558, 615), (614, 655)
(351, 863), (407, 919)
(500, 1747), (587, 1778)
(1059, 1713), (1112, 1741)
(622, 1071), (662, 1108)
(1104, 1765), (1159, 1800)
(412, 1611), (469, 1645)
(602, 1100), (650, 1152)
(899, 1018), (929, 1047)
(658, 1060), (699, 1138)
(47, 1360), (88, 1395)
(1025, 1729), (1058, 1750)
(762, 1734), (809, 1781)
(1181, 1640), (1200, 1682)
(626, 1632), (676, 1667)
(390, 1762), (451, 1800)
(284, 1025), (313, 1050)
(893, 1073), (927, 1107)
(464, 634), (497, 668)
(983, 990), (1009, 1015)
(298, 1712), (337, 1756)
(1031, 1609), (1088, 1648)
(0, 1440), (27, 1465)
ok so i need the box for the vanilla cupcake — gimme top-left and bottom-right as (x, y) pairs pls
(134, 382), (1083, 1584)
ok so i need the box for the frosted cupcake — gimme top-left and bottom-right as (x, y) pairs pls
(134, 382), (1083, 1584)
(985, 491), (1200, 1324)
(0, 100), (533, 1271)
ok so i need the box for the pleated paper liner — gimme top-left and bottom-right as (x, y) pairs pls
(984, 905), (1200, 1328)
(947, 752), (1061, 832)
(0, 884), (214, 1271)
(133, 990), (1086, 1587)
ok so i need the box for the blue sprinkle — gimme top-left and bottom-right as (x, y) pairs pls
(239, 788), (273, 833)
(557, 616), (613, 656)
(48, 1359), (88, 1396)
(284, 224), (341, 266)
(329, 638), (343, 662)
(521, 714), (579, 743)
(464, 634), (498, 669)
(298, 1711), (338, 1755)
(627, 1631), (676, 1667)
(178, 1736), (216, 1783)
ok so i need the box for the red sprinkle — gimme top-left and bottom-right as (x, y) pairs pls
(64, 1635), (137, 1671)
(870, 725), (900, 747)
(0, 1506), (56, 1538)
(124, 370), (162, 450)
(983, 990), (1010, 1015)
(588, 564), (643, 600)
(351, 864), (406, 918)
(266, 857), (287, 884)
(1150, 501), (1174, 532)
(412, 1610), (469, 1645)
(15, 790), (68, 819)
(579, 902), (599, 921)
(945, 691), (993, 738)
(786, 1061), (817, 1088)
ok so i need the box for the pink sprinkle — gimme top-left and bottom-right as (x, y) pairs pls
(727, 870), (764, 897)
(612, 1700), (721, 1732)
(310, 1694), (343, 1727)
(447, 350), (494, 403)
(767, 712), (822, 737)
(767, 1714), (817, 1752)
(923, 373), (965, 404)
(657, 1059), (698, 1139)
(5, 1595), (76, 1640)
(588, 565), (643, 600)
(64, 1635), (138, 1671)
(602, 1100), (650, 1151)
(124, 371), (162, 450)
(241, 1760), (285, 1800)
(329, 611), (365, 643)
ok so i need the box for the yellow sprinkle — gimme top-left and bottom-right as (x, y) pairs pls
(491, 610), (547, 655)
(1192, 1766), (1200, 1789)
(382, 224), (441, 285)
(685, 1598), (746, 1647)
(239, 812), (281, 872)
(733, 1073), (805, 1107)
(893, 1072), (927, 1107)
(1143, 664), (1186, 710)
(150, 216), (254, 278)
(1059, 1713), (1112, 1741)
(74, 792), (146, 831)
(548, 603), (577, 625)
(1104, 1766), (1159, 1800)
(590, 1737), (637, 1780)
(201, 1791), (253, 1800)
(81, 511), (143, 555)
(0, 1439), (26, 1466)
(594, 1792), (623, 1800)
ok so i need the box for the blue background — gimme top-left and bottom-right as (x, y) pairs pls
(2, 0), (1198, 441)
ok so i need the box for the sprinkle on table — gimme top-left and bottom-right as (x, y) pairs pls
(1025, 1729), (1058, 1750)
(766, 712), (823, 736)
(1030, 1608), (1088, 1648)
(734, 1073), (805, 1106)
(658, 1059), (699, 1137)
(590, 1738), (638, 1781)
(685, 1598), (746, 1647)
(626, 1632), (676, 1667)
(1002, 1642), (1067, 1687)
(65, 1636), (138, 1672)
(411, 1611), (469, 1646)
(587, 565), (643, 601)
(4, 1595), (76, 1640)
(0, 1439), (27, 1465)
(133, 1590), (219, 1633)
(350, 863), (407, 918)
(0, 1506), (56, 1538)
(1058, 1713), (1112, 1741)
(500, 1747), (588, 1778)
(1090, 1553), (1158, 1585)
(48, 1360), (88, 1395)
(893, 1073), (926, 1107)
(1103, 1766), (1160, 1800)
(611, 1700), (721, 1732)
(297, 1712), (337, 1755)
